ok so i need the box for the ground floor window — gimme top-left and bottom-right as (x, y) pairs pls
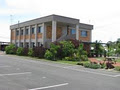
(20, 42), (23, 47)
(31, 42), (35, 48)
(81, 31), (87, 37)
(25, 43), (29, 48)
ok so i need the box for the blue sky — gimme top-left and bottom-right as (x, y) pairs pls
(0, 0), (120, 42)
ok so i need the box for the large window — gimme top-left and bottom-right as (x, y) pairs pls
(25, 29), (29, 35)
(31, 42), (35, 48)
(38, 26), (42, 33)
(31, 27), (35, 34)
(21, 30), (23, 35)
(81, 31), (87, 37)
(16, 30), (19, 36)
(71, 29), (76, 34)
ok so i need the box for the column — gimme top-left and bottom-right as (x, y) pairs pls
(18, 28), (21, 47)
(76, 24), (79, 40)
(35, 25), (37, 47)
(42, 23), (46, 46)
(52, 20), (57, 42)
(29, 26), (31, 48)
(14, 29), (16, 45)
(23, 27), (25, 47)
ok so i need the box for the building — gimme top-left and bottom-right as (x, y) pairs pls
(10, 14), (93, 48)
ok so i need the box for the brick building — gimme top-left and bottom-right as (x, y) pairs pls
(10, 14), (93, 48)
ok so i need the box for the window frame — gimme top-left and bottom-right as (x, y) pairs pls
(81, 30), (87, 37)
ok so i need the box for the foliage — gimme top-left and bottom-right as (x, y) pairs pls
(16, 47), (24, 56)
(28, 48), (33, 57)
(114, 66), (120, 71)
(83, 62), (100, 69)
(44, 50), (54, 60)
(5, 44), (16, 54)
(68, 39), (80, 48)
(22, 48), (29, 56)
(64, 57), (74, 61)
(33, 46), (46, 58)
(77, 44), (88, 61)
(106, 62), (114, 69)
(60, 41), (75, 57)
(44, 44), (60, 60)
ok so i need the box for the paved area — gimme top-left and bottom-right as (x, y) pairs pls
(0, 54), (120, 90)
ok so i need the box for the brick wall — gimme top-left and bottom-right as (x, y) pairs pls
(79, 30), (91, 42)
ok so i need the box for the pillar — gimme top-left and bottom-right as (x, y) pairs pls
(76, 24), (79, 40)
(52, 21), (57, 42)
(35, 24), (37, 47)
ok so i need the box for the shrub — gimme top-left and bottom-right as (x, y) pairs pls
(106, 62), (114, 69)
(28, 48), (33, 57)
(16, 47), (24, 56)
(60, 41), (75, 57)
(23, 48), (29, 56)
(64, 57), (73, 61)
(77, 62), (83, 66)
(114, 66), (120, 71)
(44, 50), (54, 60)
(33, 46), (46, 58)
(5, 44), (16, 54)
(83, 62), (100, 69)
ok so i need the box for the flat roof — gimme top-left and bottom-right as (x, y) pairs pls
(10, 14), (93, 30)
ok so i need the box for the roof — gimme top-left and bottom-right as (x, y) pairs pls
(10, 14), (93, 30)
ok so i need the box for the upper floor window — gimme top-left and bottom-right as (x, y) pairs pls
(16, 30), (19, 36)
(21, 30), (23, 35)
(38, 26), (42, 33)
(81, 31), (87, 37)
(31, 27), (35, 34)
(71, 29), (76, 34)
(25, 29), (29, 35)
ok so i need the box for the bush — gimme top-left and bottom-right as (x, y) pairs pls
(114, 66), (120, 71)
(44, 50), (54, 60)
(23, 48), (29, 56)
(5, 44), (16, 54)
(77, 62), (83, 66)
(83, 62), (100, 69)
(33, 46), (46, 58)
(106, 62), (114, 69)
(28, 48), (33, 57)
(16, 47), (24, 56)
(64, 57), (73, 61)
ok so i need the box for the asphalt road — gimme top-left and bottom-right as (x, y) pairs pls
(0, 53), (120, 90)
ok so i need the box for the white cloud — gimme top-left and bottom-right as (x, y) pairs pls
(0, 0), (120, 42)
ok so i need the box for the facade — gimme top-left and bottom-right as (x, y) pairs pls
(10, 14), (93, 48)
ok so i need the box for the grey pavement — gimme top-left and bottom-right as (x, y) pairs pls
(0, 53), (120, 90)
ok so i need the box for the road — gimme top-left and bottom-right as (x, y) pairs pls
(0, 53), (120, 90)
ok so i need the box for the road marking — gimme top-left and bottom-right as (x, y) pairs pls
(29, 83), (69, 90)
(0, 72), (32, 76)
(113, 74), (120, 77)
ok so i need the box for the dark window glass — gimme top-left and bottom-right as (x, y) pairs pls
(21, 30), (23, 35)
(71, 29), (76, 34)
(32, 27), (35, 34)
(81, 31), (87, 37)
(16, 30), (19, 36)
(38, 26), (41, 33)
(25, 29), (29, 35)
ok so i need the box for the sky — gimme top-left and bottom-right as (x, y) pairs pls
(0, 0), (120, 43)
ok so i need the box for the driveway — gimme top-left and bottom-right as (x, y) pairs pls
(0, 53), (120, 90)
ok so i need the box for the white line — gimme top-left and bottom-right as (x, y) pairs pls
(29, 83), (69, 90)
(113, 74), (120, 77)
(0, 72), (32, 76)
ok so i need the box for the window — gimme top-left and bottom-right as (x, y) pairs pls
(26, 43), (29, 48)
(21, 30), (23, 35)
(81, 31), (87, 37)
(25, 29), (29, 35)
(16, 42), (18, 47)
(32, 42), (35, 48)
(20, 43), (23, 47)
(71, 29), (76, 34)
(16, 30), (19, 36)
(31, 27), (35, 34)
(38, 42), (41, 47)
(38, 26), (42, 33)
